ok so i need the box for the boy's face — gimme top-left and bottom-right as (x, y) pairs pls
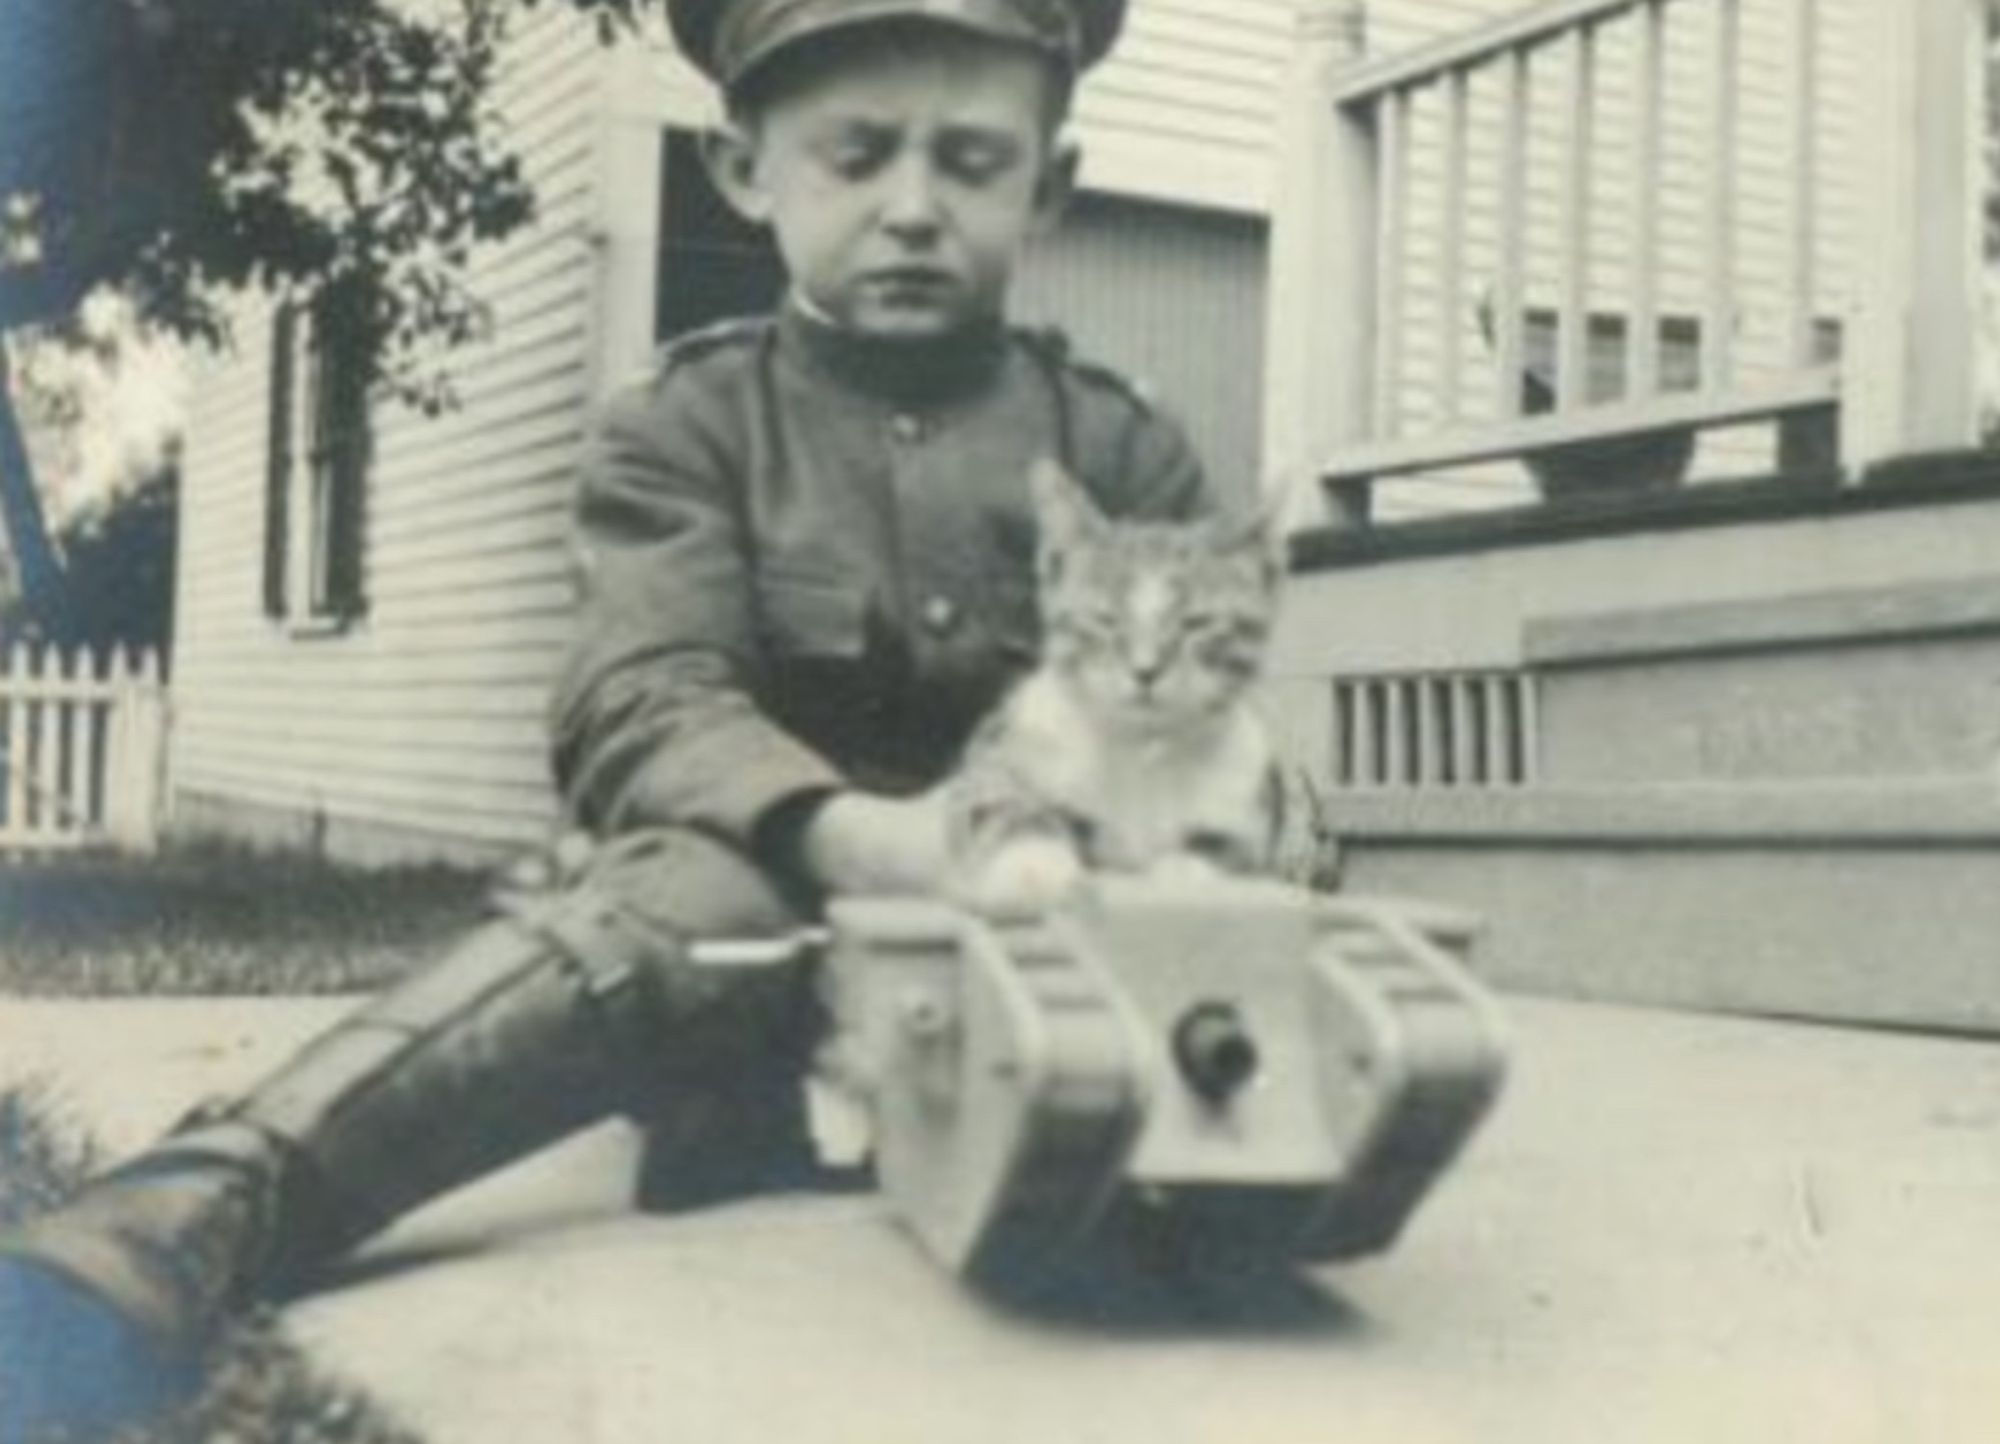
(709, 30), (1074, 340)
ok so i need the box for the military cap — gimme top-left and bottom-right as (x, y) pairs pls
(670, 0), (1127, 91)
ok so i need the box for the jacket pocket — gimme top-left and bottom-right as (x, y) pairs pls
(754, 570), (867, 660)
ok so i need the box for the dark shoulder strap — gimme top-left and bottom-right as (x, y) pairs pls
(1010, 325), (1080, 471)
(634, 315), (775, 392)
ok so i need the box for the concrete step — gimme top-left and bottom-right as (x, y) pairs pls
(1334, 779), (2000, 1031)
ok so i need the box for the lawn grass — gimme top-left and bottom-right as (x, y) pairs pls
(0, 842), (492, 997)
(1, 1078), (426, 1444)
(0, 844), (494, 1439)
(0, 1079), (101, 1231)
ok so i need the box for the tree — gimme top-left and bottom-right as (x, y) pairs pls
(0, 0), (652, 624)
(0, 464), (179, 654)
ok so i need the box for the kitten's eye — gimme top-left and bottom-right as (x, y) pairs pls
(1058, 609), (1120, 647)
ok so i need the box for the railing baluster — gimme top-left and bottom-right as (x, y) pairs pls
(1440, 68), (1471, 424)
(1630, 0), (1666, 399)
(1558, 22), (1597, 413)
(1703, 0), (1741, 393)
(1495, 46), (1530, 420)
(1375, 86), (1411, 441)
(1786, 0), (1819, 368)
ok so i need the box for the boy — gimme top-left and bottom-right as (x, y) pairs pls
(0, 0), (1220, 1433)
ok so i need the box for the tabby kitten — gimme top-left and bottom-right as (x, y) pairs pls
(948, 460), (1305, 917)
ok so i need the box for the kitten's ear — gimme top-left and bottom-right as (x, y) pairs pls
(1029, 459), (1106, 574)
(1216, 492), (1292, 590)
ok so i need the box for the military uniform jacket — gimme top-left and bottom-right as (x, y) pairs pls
(551, 304), (1212, 853)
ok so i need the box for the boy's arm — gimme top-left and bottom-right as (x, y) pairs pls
(550, 373), (845, 856)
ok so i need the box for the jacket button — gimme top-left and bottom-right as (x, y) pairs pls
(920, 594), (958, 634)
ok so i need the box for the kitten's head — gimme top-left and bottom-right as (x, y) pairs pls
(1029, 459), (1284, 731)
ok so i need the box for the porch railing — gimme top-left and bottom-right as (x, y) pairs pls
(1261, 0), (1987, 524)
(0, 643), (167, 854)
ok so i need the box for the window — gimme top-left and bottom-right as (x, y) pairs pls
(655, 130), (784, 341)
(263, 297), (370, 628)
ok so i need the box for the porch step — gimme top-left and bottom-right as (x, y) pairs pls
(1333, 780), (2000, 1034)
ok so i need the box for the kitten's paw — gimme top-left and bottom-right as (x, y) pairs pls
(958, 837), (1088, 920)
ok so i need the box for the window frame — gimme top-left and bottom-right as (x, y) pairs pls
(262, 297), (372, 634)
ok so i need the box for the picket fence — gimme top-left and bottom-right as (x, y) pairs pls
(0, 642), (167, 854)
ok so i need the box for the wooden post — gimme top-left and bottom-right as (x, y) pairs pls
(1260, 0), (1375, 530)
(590, 50), (667, 400)
(134, 650), (166, 852)
(106, 648), (165, 853)
(1840, 0), (1984, 475)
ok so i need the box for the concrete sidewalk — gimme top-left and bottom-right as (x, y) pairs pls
(4, 994), (1997, 1443)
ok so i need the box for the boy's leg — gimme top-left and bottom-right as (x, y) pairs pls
(0, 827), (818, 1437)
(555, 827), (825, 1211)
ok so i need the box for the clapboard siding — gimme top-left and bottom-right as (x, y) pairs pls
(1014, 192), (1268, 498)
(170, 4), (609, 859)
(630, 0), (1297, 212)
(1071, 0), (1295, 208)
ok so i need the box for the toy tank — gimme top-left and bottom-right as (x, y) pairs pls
(814, 876), (1510, 1291)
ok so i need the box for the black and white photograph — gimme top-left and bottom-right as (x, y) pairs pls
(0, 0), (1996, 1439)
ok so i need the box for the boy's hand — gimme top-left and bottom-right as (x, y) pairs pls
(802, 791), (950, 897)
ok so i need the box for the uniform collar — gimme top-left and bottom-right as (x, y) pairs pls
(779, 299), (1008, 408)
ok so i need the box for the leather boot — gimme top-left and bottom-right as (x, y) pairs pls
(0, 898), (816, 1439)
(634, 1062), (823, 1213)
